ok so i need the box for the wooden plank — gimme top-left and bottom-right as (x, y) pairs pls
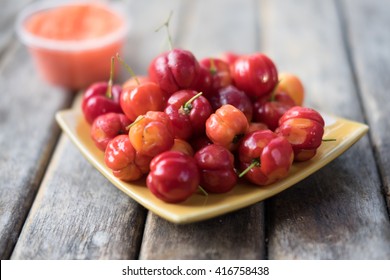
(261, 0), (390, 259)
(140, 206), (264, 260)
(341, 0), (390, 212)
(11, 135), (147, 259)
(10, 0), (183, 259)
(0, 30), (72, 260)
(139, 0), (266, 260)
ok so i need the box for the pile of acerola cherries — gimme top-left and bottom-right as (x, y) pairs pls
(81, 47), (326, 203)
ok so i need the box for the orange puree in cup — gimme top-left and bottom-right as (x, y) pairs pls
(19, 3), (127, 89)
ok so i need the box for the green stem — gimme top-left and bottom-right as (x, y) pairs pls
(322, 138), (337, 142)
(155, 11), (174, 50)
(116, 53), (140, 85)
(105, 56), (115, 99)
(181, 92), (203, 114)
(198, 186), (208, 197)
(209, 58), (217, 75)
(238, 159), (260, 178)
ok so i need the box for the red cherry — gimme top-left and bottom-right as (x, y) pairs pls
(90, 113), (131, 151)
(253, 92), (295, 131)
(120, 82), (165, 122)
(231, 53), (278, 100)
(148, 48), (201, 98)
(209, 85), (253, 122)
(165, 90), (213, 140)
(194, 144), (237, 193)
(199, 58), (232, 95)
(147, 151), (200, 203)
(82, 57), (122, 124)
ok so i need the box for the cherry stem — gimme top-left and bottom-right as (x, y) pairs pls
(155, 10), (174, 50)
(209, 58), (217, 75)
(116, 53), (140, 85)
(322, 138), (337, 142)
(198, 186), (208, 197)
(238, 159), (260, 178)
(181, 92), (203, 114)
(126, 115), (145, 130)
(105, 56), (115, 99)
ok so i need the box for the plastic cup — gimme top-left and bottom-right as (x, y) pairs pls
(16, 1), (129, 90)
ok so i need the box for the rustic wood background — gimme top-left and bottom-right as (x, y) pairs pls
(1, 0), (389, 259)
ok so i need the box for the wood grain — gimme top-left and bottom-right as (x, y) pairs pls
(261, 0), (390, 259)
(341, 0), (390, 212)
(11, 136), (147, 259)
(0, 36), (72, 260)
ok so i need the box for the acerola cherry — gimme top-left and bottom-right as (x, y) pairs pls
(90, 113), (131, 151)
(238, 130), (293, 186)
(253, 91), (295, 131)
(199, 57), (232, 95)
(120, 82), (165, 122)
(276, 73), (305, 106)
(231, 53), (278, 100)
(165, 90), (213, 140)
(209, 85), (253, 122)
(128, 111), (174, 158)
(82, 57), (122, 124)
(104, 135), (148, 181)
(117, 54), (165, 122)
(170, 138), (195, 156)
(148, 48), (201, 98)
(205, 104), (249, 151)
(147, 151), (200, 203)
(194, 144), (237, 193)
(276, 106), (325, 161)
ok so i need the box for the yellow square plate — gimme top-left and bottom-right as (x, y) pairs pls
(56, 105), (368, 224)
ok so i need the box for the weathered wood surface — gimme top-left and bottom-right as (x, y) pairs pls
(342, 0), (390, 210)
(263, 0), (390, 259)
(0, 0), (389, 260)
(0, 0), (73, 259)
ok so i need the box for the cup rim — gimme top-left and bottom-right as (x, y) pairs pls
(15, 0), (129, 52)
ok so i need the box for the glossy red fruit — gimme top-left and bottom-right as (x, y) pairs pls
(120, 81), (165, 122)
(253, 91), (295, 131)
(205, 104), (249, 151)
(90, 113), (131, 151)
(104, 135), (148, 181)
(192, 65), (212, 97)
(81, 82), (122, 124)
(148, 48), (200, 98)
(231, 53), (278, 100)
(147, 151), (200, 203)
(82, 57), (123, 124)
(199, 58), (232, 95)
(165, 90), (213, 140)
(194, 144), (237, 193)
(238, 130), (293, 186)
(276, 106), (325, 161)
(128, 111), (174, 158)
(209, 85), (253, 122)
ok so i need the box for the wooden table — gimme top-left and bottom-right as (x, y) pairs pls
(1, 0), (390, 260)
